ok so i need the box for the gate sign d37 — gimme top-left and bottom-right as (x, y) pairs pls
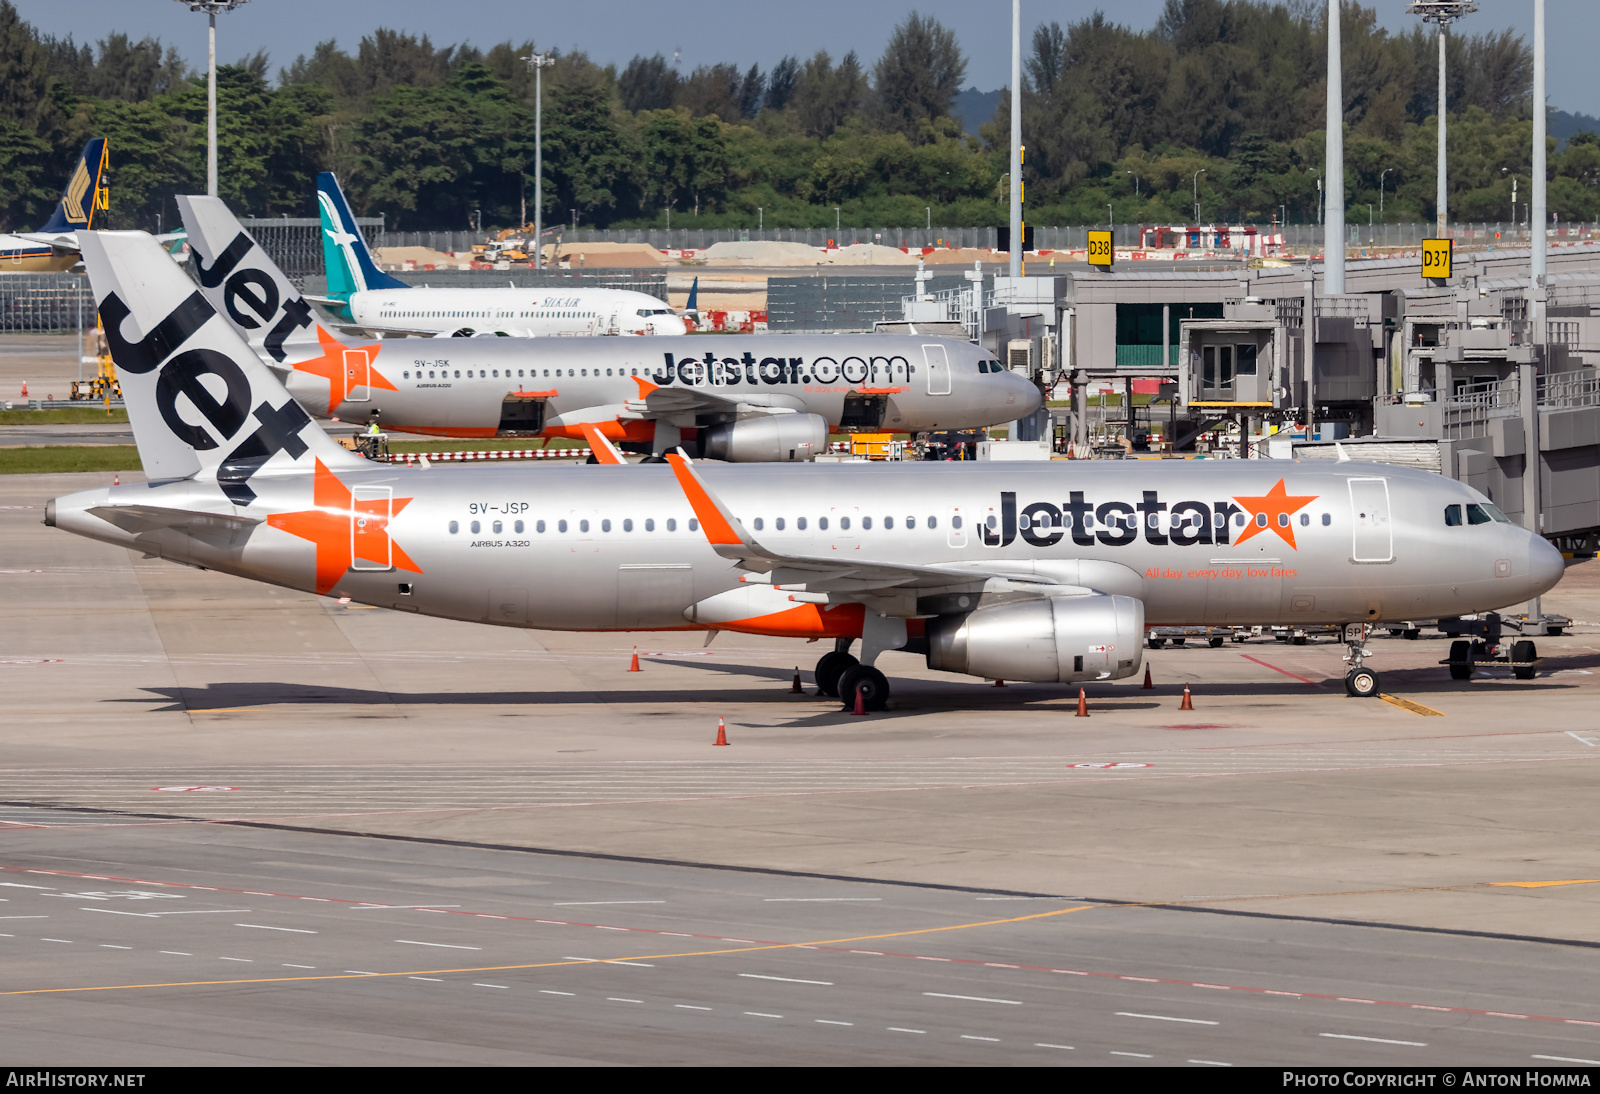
(1087, 230), (1114, 269)
(1421, 238), (1453, 280)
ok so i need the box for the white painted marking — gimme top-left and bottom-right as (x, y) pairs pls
(473, 983), (509, 989)
(554, 901), (666, 906)
(976, 897), (1043, 901)
(1189, 1059), (1233, 1066)
(1265, 990), (1302, 997)
(724, 939), (758, 944)
(849, 950), (883, 955)
(961, 1035), (1001, 1042)
(218, 957), (253, 962)
(351, 904), (460, 911)
(344, 970), (379, 975)
(675, 1005), (713, 1011)
(1533, 1055), (1600, 1065)
(744, 1012), (783, 1018)
(739, 974), (833, 985)
(888, 1027), (925, 1034)
(410, 977), (443, 982)
(1120, 977), (1160, 983)
(564, 956), (655, 967)
(924, 992), (1023, 1005)
(1035, 1043), (1075, 1050)
(283, 964), (316, 969)
(1567, 732), (1598, 747)
(1337, 997), (1377, 1004)
(0, 883), (53, 890)
(1069, 762), (1151, 769)
(99, 944), (131, 949)
(661, 932), (692, 938)
(41, 938), (71, 943)
(1193, 984), (1230, 990)
(0, 916), (48, 920)
(607, 997), (643, 1004)
(395, 939), (481, 950)
(235, 923), (317, 933)
(916, 956), (952, 962)
(596, 926), (629, 932)
(1320, 1033), (1426, 1046)
(79, 909), (154, 917)
(160, 951), (192, 956)
(540, 990), (575, 996)
(1117, 1012), (1219, 1026)
(1410, 1005), (1452, 1012)
(764, 898), (882, 902)
(1111, 1051), (1154, 1058)
(242, 892), (273, 897)
(815, 1019), (853, 1026)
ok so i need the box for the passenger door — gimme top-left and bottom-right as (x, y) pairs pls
(1349, 478), (1393, 563)
(922, 344), (951, 395)
(344, 348), (371, 402)
(350, 485), (392, 571)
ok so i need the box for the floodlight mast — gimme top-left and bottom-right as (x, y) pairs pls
(1325, 0), (1344, 294)
(1407, 2), (1477, 238)
(524, 52), (555, 270)
(174, 1), (250, 199)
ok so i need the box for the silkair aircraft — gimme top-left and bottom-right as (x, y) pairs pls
(314, 172), (687, 338)
(0, 139), (109, 271)
(51, 232), (1566, 705)
(177, 197), (1038, 457)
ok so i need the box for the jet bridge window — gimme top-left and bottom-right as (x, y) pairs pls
(1445, 504), (1463, 526)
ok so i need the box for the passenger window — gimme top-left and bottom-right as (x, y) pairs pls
(580, 519), (590, 532)
(950, 515), (961, 529)
(861, 516), (871, 530)
(645, 518), (654, 532)
(1299, 513), (1309, 526)
(623, 518), (633, 532)
(689, 519), (699, 532)
(448, 521), (459, 534)
(775, 517), (785, 531)
(753, 518), (764, 531)
(403, 371), (410, 379)
(1466, 504), (1493, 526)
(906, 516), (916, 529)
(513, 520), (524, 533)
(601, 519), (611, 532)
(884, 516), (894, 529)
(492, 520), (502, 534)
(558, 519), (568, 532)
(797, 516), (807, 531)
(819, 517), (829, 530)
(1255, 513), (1268, 527)
(667, 518), (677, 531)
(1445, 504), (1463, 526)
(470, 521), (481, 534)
(1321, 513), (1331, 526)
(1236, 514), (1247, 527)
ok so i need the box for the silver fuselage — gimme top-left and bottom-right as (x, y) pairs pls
(51, 459), (1563, 636)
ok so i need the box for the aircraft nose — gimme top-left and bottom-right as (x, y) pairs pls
(656, 316), (688, 336)
(1528, 533), (1565, 596)
(1004, 372), (1043, 416)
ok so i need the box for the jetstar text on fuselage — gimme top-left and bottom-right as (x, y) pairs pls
(654, 351), (910, 388)
(979, 485), (1318, 549)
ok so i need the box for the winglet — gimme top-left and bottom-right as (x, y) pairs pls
(1335, 442), (1351, 463)
(684, 275), (699, 316)
(664, 449), (747, 548)
(579, 423), (627, 465)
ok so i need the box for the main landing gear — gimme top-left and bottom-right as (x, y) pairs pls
(814, 638), (890, 711)
(1342, 624), (1381, 698)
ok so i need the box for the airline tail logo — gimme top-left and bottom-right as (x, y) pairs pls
(63, 160), (92, 225)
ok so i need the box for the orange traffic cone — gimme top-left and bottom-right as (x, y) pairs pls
(993, 678), (1006, 688)
(713, 718), (729, 746)
(1076, 688), (1089, 717)
(1142, 664), (1153, 690)
(790, 668), (803, 694)
(851, 684), (867, 716)
(113, 473), (119, 486)
(1179, 683), (1194, 711)
(628, 647), (641, 672)
(19, 380), (26, 397)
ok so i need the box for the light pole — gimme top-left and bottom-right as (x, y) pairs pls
(758, 207), (763, 232)
(1009, 0), (1022, 280)
(523, 51), (554, 269)
(926, 206), (931, 231)
(1192, 169), (1205, 224)
(1325, 0), (1346, 294)
(1127, 170), (1140, 198)
(1379, 168), (1392, 215)
(834, 206), (840, 232)
(1408, 2), (1478, 236)
(173, 1), (249, 198)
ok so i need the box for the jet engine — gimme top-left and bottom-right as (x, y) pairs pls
(701, 413), (828, 462)
(926, 595), (1145, 683)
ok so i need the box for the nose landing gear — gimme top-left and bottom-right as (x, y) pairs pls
(1342, 623), (1381, 698)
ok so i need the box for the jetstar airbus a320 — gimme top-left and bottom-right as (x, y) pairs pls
(49, 232), (1565, 704)
(179, 196), (1037, 459)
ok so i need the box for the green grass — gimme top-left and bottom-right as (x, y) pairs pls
(0, 408), (129, 424)
(0, 446), (142, 474)
(388, 437), (587, 453)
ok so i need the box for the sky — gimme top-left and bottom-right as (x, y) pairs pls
(17, 0), (1600, 116)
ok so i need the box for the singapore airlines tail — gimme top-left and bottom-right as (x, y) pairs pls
(316, 171), (407, 316)
(79, 231), (362, 502)
(37, 138), (109, 235)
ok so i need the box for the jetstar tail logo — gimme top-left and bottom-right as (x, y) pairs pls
(267, 459), (422, 594)
(289, 325), (398, 415)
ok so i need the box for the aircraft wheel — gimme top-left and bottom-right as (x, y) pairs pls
(1292, 635), (1308, 646)
(1171, 637), (1187, 647)
(585, 454), (599, 464)
(640, 455), (668, 464)
(1344, 668), (1380, 698)
(1404, 629), (1421, 640)
(1447, 640), (1474, 681)
(1209, 636), (1224, 648)
(1147, 637), (1166, 649)
(814, 651), (857, 697)
(837, 665), (889, 711)
(1511, 639), (1537, 681)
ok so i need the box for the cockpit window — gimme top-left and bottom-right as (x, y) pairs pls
(1479, 502), (1512, 524)
(1445, 504), (1463, 526)
(1466, 503), (1495, 526)
(977, 360), (989, 373)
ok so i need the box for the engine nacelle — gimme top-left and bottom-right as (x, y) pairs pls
(926, 595), (1145, 683)
(702, 414), (828, 462)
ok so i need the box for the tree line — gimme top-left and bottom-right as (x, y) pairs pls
(1, 0), (1597, 235)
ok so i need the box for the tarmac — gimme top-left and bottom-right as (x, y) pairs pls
(2, 468), (1599, 1066)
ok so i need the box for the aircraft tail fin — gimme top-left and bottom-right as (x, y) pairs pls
(79, 230), (362, 502)
(684, 275), (699, 315)
(177, 194), (336, 363)
(39, 138), (109, 234)
(316, 172), (407, 307)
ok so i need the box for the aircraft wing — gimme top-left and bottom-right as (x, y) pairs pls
(88, 504), (263, 535)
(663, 452), (1095, 607)
(624, 376), (802, 421)
(17, 233), (82, 255)
(323, 318), (440, 339)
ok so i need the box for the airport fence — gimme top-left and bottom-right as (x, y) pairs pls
(240, 216), (385, 283)
(0, 272), (93, 334)
(767, 274), (970, 331)
(298, 269), (668, 304)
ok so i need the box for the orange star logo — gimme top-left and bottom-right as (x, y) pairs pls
(267, 459), (422, 594)
(288, 326), (398, 415)
(1231, 478), (1319, 550)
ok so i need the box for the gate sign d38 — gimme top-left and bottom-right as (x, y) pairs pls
(1087, 230), (1114, 269)
(1422, 238), (1453, 280)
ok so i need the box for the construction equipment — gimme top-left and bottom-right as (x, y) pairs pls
(69, 323), (120, 403)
